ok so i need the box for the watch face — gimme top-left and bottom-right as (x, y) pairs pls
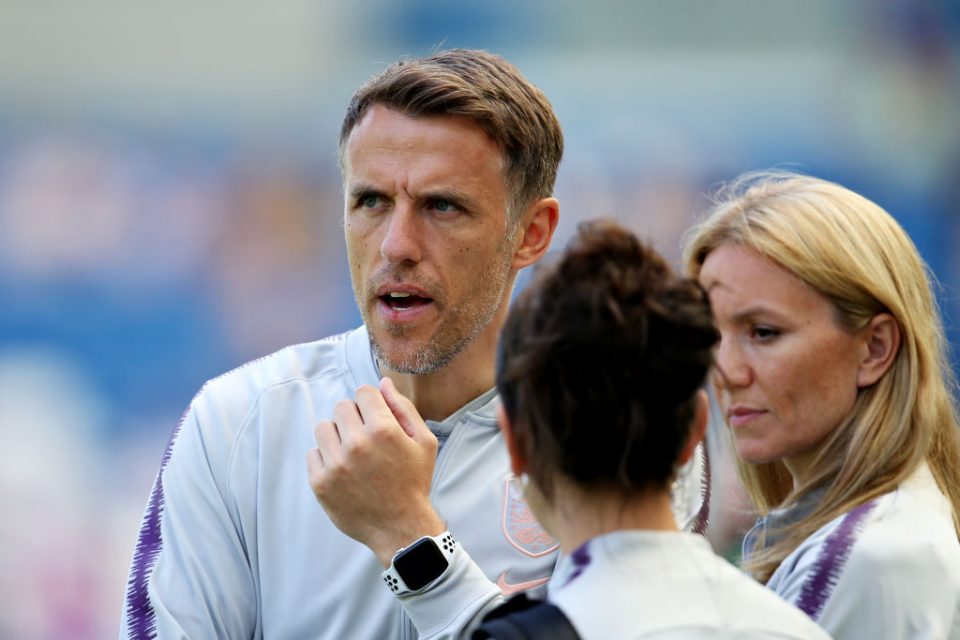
(394, 537), (449, 591)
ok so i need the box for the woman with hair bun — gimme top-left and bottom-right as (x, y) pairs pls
(684, 171), (960, 639)
(474, 219), (828, 639)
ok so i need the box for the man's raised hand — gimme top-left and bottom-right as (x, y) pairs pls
(306, 378), (446, 566)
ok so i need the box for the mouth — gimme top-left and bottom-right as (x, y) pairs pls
(379, 290), (434, 311)
(727, 406), (766, 428)
(376, 284), (434, 323)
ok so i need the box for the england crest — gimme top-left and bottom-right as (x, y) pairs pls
(501, 476), (558, 557)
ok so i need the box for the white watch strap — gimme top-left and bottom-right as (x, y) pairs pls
(382, 530), (457, 595)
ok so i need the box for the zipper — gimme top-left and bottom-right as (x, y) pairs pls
(401, 615), (416, 640)
(396, 416), (470, 638)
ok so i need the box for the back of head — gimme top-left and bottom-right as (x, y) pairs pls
(497, 219), (717, 499)
(339, 49), (563, 219)
(682, 170), (960, 578)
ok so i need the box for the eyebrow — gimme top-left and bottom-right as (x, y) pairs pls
(347, 183), (386, 200)
(347, 184), (479, 210)
(422, 188), (476, 208)
(728, 305), (791, 325)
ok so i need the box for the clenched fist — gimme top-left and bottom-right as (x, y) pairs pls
(306, 377), (447, 566)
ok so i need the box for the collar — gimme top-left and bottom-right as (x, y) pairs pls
(345, 325), (499, 445)
(742, 485), (828, 557)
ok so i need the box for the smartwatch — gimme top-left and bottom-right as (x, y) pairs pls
(382, 531), (456, 595)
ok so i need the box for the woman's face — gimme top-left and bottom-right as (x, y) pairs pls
(698, 243), (868, 482)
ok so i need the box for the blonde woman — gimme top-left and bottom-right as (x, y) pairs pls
(684, 171), (960, 639)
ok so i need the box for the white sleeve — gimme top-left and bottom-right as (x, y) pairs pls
(771, 541), (901, 640)
(770, 519), (959, 640)
(396, 544), (505, 640)
(813, 541), (957, 640)
(119, 395), (258, 640)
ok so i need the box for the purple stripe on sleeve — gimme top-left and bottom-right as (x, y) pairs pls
(795, 500), (877, 620)
(123, 410), (188, 640)
(120, 350), (288, 638)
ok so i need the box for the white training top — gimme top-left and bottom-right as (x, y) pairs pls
(744, 463), (960, 639)
(548, 529), (831, 639)
(120, 326), (709, 640)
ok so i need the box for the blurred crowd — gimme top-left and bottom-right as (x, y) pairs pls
(1, 1), (958, 637)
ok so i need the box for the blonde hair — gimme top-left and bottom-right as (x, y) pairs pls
(682, 171), (960, 582)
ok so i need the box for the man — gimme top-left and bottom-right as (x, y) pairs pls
(121, 49), (704, 639)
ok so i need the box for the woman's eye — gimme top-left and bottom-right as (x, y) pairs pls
(752, 326), (780, 341)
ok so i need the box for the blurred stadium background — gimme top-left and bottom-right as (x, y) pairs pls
(1, 1), (958, 637)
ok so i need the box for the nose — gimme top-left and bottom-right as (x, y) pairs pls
(714, 336), (752, 390)
(380, 205), (422, 265)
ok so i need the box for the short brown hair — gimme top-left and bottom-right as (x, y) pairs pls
(497, 219), (717, 499)
(339, 49), (563, 220)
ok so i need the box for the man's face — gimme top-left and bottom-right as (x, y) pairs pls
(342, 105), (517, 375)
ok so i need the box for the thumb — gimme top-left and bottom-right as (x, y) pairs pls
(379, 377), (430, 440)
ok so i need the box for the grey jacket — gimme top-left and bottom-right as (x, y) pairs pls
(121, 326), (706, 639)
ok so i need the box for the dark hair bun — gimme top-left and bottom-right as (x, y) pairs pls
(497, 219), (717, 496)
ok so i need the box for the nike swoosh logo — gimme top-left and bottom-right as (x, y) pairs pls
(496, 571), (550, 596)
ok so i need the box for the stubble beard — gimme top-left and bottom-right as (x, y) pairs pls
(362, 237), (515, 376)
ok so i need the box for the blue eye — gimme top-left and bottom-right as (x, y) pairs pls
(432, 199), (454, 212)
(361, 194), (380, 208)
(427, 197), (463, 215)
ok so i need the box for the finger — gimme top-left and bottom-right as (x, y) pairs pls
(333, 399), (363, 445)
(306, 447), (324, 476)
(379, 377), (428, 440)
(353, 384), (397, 428)
(313, 419), (342, 460)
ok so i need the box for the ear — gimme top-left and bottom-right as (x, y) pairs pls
(497, 404), (528, 477)
(857, 312), (901, 388)
(511, 197), (559, 270)
(677, 390), (709, 466)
